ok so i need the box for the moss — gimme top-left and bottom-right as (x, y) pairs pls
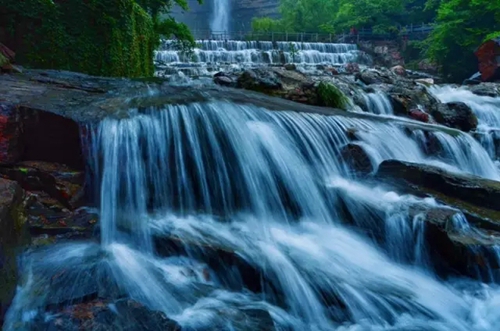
(0, 0), (157, 77)
(317, 82), (349, 110)
(0, 52), (8, 67)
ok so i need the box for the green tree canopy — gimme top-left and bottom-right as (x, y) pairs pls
(425, 0), (500, 82)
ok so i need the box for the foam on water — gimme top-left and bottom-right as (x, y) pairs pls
(5, 100), (500, 330)
(430, 86), (500, 160)
(154, 40), (360, 68)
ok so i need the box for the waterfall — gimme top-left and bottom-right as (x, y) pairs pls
(363, 92), (394, 115)
(154, 40), (361, 77)
(430, 86), (500, 160)
(5, 100), (500, 330)
(211, 0), (230, 34)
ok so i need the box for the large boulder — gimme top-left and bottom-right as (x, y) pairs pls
(376, 160), (500, 235)
(430, 102), (478, 132)
(237, 68), (283, 93)
(465, 82), (500, 97)
(356, 68), (394, 85)
(213, 71), (238, 88)
(376, 160), (500, 212)
(375, 83), (441, 117)
(0, 101), (84, 169)
(375, 161), (500, 277)
(0, 178), (29, 324)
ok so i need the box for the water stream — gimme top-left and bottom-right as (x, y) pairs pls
(4, 100), (500, 330)
(430, 86), (500, 160)
(211, 0), (230, 35)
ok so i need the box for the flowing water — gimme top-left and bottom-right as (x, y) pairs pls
(154, 40), (361, 77)
(430, 86), (500, 160)
(210, 0), (230, 35)
(5, 99), (500, 330)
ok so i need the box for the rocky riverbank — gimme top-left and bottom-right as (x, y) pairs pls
(213, 63), (497, 130)
(1, 68), (500, 329)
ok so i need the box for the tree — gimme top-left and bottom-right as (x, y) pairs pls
(425, 0), (500, 82)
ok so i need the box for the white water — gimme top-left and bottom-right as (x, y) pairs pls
(430, 86), (500, 160)
(5, 101), (500, 330)
(154, 40), (361, 77)
(211, 0), (230, 35)
(363, 92), (394, 115)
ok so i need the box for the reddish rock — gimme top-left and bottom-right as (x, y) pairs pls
(0, 161), (85, 210)
(327, 67), (339, 75)
(409, 109), (430, 123)
(344, 62), (360, 74)
(0, 103), (23, 165)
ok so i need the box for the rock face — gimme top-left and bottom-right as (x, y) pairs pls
(430, 102), (478, 132)
(465, 83), (500, 97)
(32, 299), (181, 331)
(237, 68), (284, 93)
(375, 160), (500, 277)
(0, 178), (28, 325)
(377, 160), (500, 212)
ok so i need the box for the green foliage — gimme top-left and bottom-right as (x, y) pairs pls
(251, 17), (286, 32)
(0, 0), (157, 77)
(317, 82), (349, 110)
(156, 17), (196, 56)
(424, 0), (500, 82)
(251, 0), (422, 34)
(0, 0), (200, 77)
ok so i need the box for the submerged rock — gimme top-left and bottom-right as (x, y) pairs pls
(430, 102), (478, 132)
(0, 178), (29, 324)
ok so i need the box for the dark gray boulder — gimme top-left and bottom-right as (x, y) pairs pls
(430, 102), (478, 132)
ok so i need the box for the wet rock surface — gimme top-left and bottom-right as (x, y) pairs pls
(340, 143), (374, 176)
(0, 178), (28, 325)
(430, 102), (478, 132)
(376, 160), (500, 212)
(31, 299), (181, 331)
(2, 68), (500, 329)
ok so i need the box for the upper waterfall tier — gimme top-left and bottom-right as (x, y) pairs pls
(155, 40), (361, 66)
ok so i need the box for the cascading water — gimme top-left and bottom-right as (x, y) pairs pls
(5, 100), (500, 330)
(210, 0), (230, 35)
(362, 92), (394, 115)
(154, 40), (361, 77)
(430, 86), (500, 160)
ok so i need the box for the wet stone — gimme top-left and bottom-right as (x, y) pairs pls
(31, 299), (181, 331)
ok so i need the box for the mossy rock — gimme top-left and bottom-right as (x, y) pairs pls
(317, 81), (350, 110)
